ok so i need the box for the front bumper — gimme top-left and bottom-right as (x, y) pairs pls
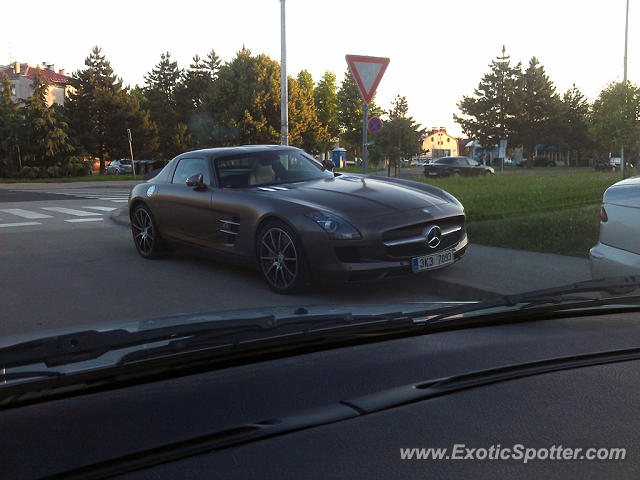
(589, 242), (640, 279)
(306, 232), (468, 284)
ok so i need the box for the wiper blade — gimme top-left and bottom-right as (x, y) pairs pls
(0, 313), (405, 370)
(412, 276), (640, 325)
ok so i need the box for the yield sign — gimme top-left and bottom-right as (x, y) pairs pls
(345, 55), (390, 105)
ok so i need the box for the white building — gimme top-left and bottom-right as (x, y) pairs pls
(0, 62), (73, 106)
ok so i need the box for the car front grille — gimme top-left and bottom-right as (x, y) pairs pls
(381, 215), (465, 258)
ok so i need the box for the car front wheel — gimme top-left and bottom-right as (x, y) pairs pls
(257, 221), (309, 294)
(131, 204), (163, 259)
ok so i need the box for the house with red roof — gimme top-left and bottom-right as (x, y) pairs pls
(0, 62), (74, 106)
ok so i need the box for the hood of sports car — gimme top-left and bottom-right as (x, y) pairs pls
(259, 175), (450, 218)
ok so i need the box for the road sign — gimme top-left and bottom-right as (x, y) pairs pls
(498, 139), (507, 158)
(368, 116), (382, 133)
(345, 55), (390, 104)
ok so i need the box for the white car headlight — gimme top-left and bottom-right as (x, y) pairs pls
(306, 212), (362, 240)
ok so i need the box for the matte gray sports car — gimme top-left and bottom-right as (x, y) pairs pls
(129, 145), (467, 293)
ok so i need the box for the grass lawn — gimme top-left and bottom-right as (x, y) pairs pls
(411, 171), (622, 257)
(0, 174), (141, 183)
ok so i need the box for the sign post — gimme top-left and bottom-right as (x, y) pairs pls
(127, 128), (136, 177)
(345, 55), (389, 174)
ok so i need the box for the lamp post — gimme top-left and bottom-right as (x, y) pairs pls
(622, 0), (630, 179)
(280, 0), (288, 146)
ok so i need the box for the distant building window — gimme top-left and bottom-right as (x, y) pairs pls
(431, 137), (434, 142)
(447, 138), (450, 143)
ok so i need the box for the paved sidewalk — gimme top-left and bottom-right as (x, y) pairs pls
(429, 244), (591, 296)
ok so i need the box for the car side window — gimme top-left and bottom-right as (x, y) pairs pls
(172, 158), (210, 185)
(456, 158), (469, 166)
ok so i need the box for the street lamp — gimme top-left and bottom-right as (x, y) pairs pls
(280, 0), (288, 146)
(622, 0), (630, 179)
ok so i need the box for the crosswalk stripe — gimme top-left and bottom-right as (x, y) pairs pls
(84, 206), (117, 212)
(65, 218), (104, 223)
(0, 208), (52, 219)
(0, 222), (41, 228)
(104, 199), (128, 203)
(41, 207), (101, 217)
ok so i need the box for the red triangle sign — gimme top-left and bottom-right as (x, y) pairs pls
(345, 55), (390, 104)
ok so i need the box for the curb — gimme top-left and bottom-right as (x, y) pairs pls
(110, 206), (130, 227)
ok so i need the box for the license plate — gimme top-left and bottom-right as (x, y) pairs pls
(428, 171), (438, 176)
(412, 250), (454, 272)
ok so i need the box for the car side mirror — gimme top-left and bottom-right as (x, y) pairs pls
(322, 160), (335, 172)
(186, 173), (205, 188)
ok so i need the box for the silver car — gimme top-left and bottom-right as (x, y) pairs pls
(590, 176), (640, 278)
(106, 159), (133, 174)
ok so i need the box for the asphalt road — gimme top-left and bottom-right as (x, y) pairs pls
(1, 186), (456, 337)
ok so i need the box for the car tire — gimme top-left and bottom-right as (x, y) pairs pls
(484, 170), (492, 176)
(131, 204), (164, 259)
(257, 220), (310, 294)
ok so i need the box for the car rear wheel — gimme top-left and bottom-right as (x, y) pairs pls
(131, 204), (163, 259)
(257, 221), (309, 294)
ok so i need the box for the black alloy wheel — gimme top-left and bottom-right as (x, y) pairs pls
(131, 204), (162, 259)
(258, 221), (309, 294)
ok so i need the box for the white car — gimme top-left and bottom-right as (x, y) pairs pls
(590, 176), (640, 279)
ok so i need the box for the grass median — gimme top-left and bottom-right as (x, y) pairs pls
(411, 170), (622, 257)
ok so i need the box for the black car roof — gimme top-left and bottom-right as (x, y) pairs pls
(176, 145), (299, 159)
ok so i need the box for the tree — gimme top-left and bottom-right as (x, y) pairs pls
(0, 73), (23, 174)
(454, 46), (521, 152)
(66, 46), (158, 172)
(511, 57), (563, 159)
(337, 69), (381, 160)
(288, 76), (329, 154)
(175, 52), (219, 137)
(590, 81), (640, 162)
(20, 70), (74, 170)
(204, 49), (324, 148)
(143, 52), (186, 158)
(372, 95), (424, 174)
(313, 71), (339, 152)
(297, 70), (314, 93)
(560, 84), (593, 165)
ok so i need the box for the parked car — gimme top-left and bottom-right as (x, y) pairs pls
(590, 176), (640, 279)
(424, 156), (495, 177)
(595, 158), (619, 172)
(106, 159), (133, 174)
(128, 145), (467, 293)
(533, 156), (557, 167)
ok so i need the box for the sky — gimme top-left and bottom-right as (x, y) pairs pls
(2, 0), (637, 137)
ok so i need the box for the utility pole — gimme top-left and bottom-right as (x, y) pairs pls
(280, 0), (288, 146)
(622, 0), (630, 179)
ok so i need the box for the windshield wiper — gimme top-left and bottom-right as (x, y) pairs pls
(0, 313), (407, 370)
(410, 276), (640, 326)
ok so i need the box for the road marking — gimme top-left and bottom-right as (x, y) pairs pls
(41, 207), (101, 217)
(0, 222), (42, 228)
(0, 208), (52, 219)
(64, 218), (105, 223)
(84, 206), (117, 212)
(99, 198), (128, 202)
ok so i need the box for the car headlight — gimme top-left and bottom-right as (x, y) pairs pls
(306, 211), (362, 240)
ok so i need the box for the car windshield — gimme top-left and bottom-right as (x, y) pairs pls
(215, 148), (332, 187)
